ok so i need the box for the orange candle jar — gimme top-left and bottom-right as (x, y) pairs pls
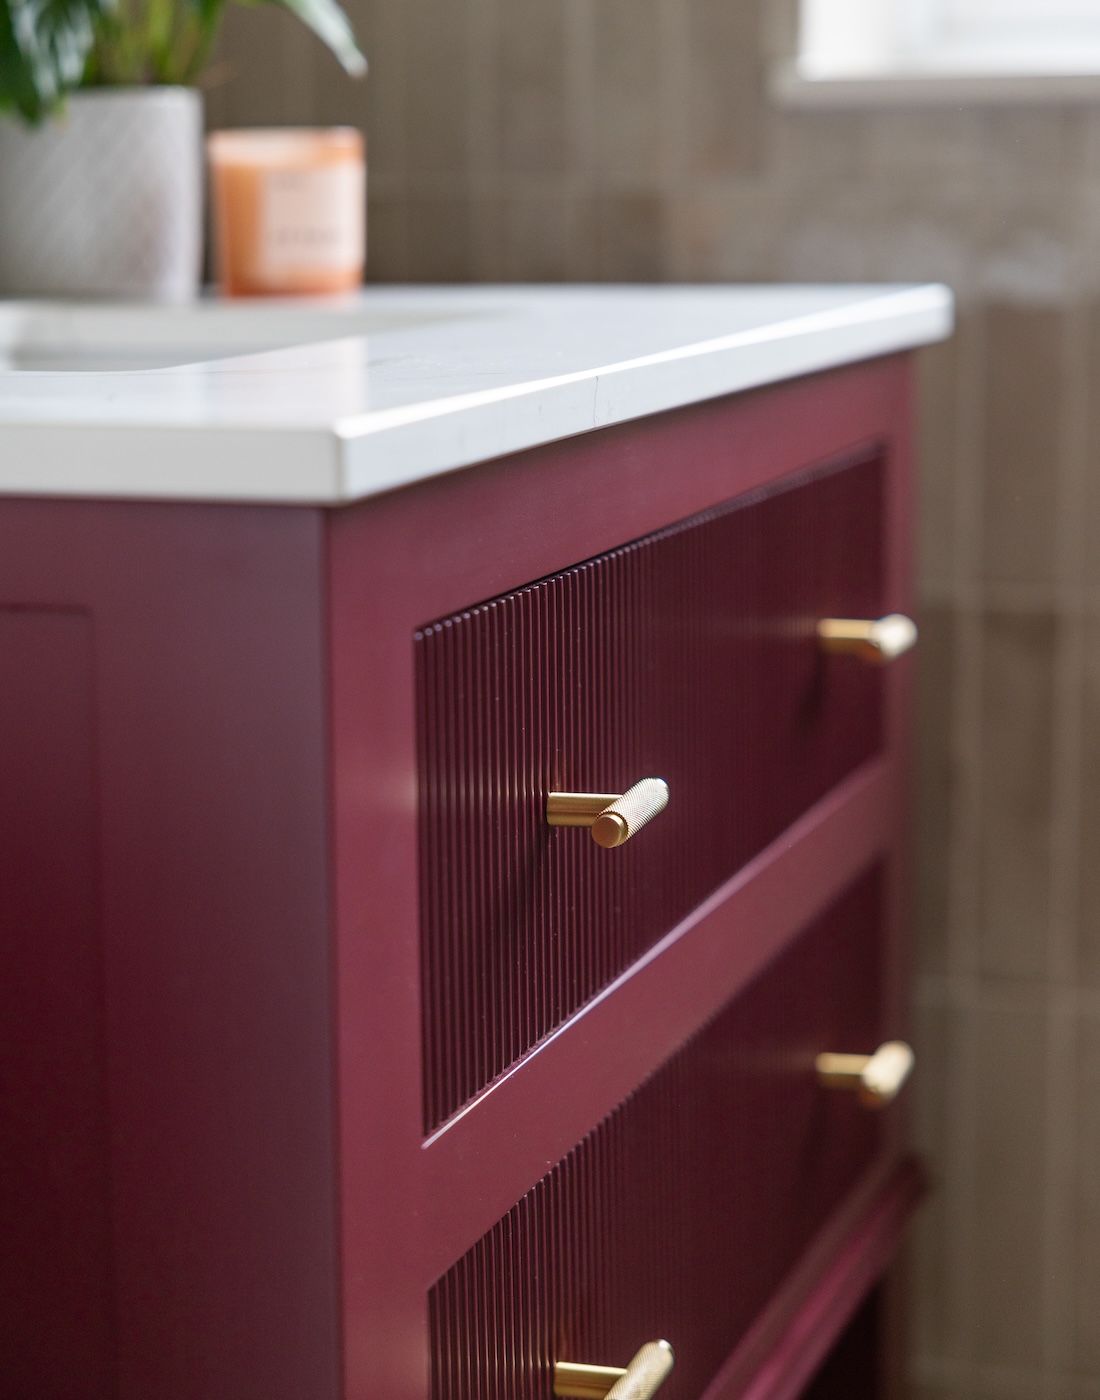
(207, 128), (365, 297)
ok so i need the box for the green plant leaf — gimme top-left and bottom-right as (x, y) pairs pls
(0, 4), (41, 117)
(265, 0), (365, 75)
(82, 0), (226, 85)
(1, 0), (109, 120)
(3, 0), (363, 119)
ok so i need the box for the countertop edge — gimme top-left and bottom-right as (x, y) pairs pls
(0, 286), (953, 505)
(0, 423), (344, 504)
(336, 289), (952, 504)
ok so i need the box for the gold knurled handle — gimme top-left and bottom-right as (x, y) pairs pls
(546, 778), (669, 849)
(817, 614), (918, 665)
(816, 1040), (915, 1108)
(555, 1341), (675, 1400)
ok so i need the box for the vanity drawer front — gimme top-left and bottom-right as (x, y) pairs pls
(429, 866), (887, 1400)
(418, 450), (886, 1130)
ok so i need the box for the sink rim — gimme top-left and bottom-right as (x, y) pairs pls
(0, 294), (505, 373)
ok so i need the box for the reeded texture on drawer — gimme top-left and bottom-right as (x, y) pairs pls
(429, 866), (885, 1400)
(417, 452), (884, 1131)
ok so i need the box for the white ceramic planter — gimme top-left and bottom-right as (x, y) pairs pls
(0, 87), (202, 301)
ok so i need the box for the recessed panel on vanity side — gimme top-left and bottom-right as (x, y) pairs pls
(0, 609), (115, 1399)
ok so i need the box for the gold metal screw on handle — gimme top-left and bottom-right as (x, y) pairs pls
(816, 1040), (915, 1108)
(555, 1340), (675, 1400)
(546, 778), (670, 849)
(817, 614), (918, 665)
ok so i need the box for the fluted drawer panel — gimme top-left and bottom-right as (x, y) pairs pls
(429, 867), (885, 1400)
(417, 451), (884, 1130)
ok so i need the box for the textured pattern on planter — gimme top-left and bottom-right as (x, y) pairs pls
(0, 89), (202, 301)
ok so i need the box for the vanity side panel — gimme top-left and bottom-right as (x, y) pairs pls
(0, 500), (341, 1400)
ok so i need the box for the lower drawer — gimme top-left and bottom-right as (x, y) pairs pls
(430, 865), (888, 1400)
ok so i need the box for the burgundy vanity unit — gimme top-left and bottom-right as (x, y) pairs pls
(3, 345), (921, 1400)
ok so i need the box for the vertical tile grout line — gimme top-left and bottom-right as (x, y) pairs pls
(466, 0), (502, 276)
(940, 291), (987, 1385)
(1040, 110), (1094, 1392)
(562, 0), (597, 277)
(657, 0), (690, 278)
(388, 0), (413, 281)
(946, 303), (987, 982)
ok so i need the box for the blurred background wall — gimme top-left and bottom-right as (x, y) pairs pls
(207, 6), (1100, 1400)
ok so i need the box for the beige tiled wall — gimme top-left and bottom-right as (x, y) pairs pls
(207, 4), (1100, 1397)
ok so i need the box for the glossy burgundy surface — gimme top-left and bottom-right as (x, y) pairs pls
(0, 503), (339, 1400)
(420, 759), (897, 1278)
(704, 1158), (922, 1400)
(417, 452), (884, 1129)
(0, 610), (114, 1398)
(801, 1287), (883, 1400)
(0, 353), (916, 1400)
(326, 356), (915, 1399)
(430, 868), (885, 1400)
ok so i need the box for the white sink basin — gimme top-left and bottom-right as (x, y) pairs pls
(0, 297), (487, 371)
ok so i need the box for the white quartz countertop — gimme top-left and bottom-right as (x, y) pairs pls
(0, 284), (952, 504)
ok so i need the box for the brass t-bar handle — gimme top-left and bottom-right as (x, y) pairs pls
(816, 1040), (915, 1108)
(555, 1340), (675, 1399)
(818, 614), (918, 665)
(546, 778), (670, 849)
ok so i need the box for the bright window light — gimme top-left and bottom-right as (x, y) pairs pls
(795, 0), (1100, 82)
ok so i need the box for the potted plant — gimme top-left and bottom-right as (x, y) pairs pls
(0, 0), (365, 299)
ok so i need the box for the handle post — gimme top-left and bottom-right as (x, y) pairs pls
(817, 614), (917, 665)
(816, 1040), (914, 1108)
(547, 778), (669, 848)
(555, 1341), (675, 1400)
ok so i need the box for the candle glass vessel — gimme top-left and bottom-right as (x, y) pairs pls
(207, 127), (366, 297)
